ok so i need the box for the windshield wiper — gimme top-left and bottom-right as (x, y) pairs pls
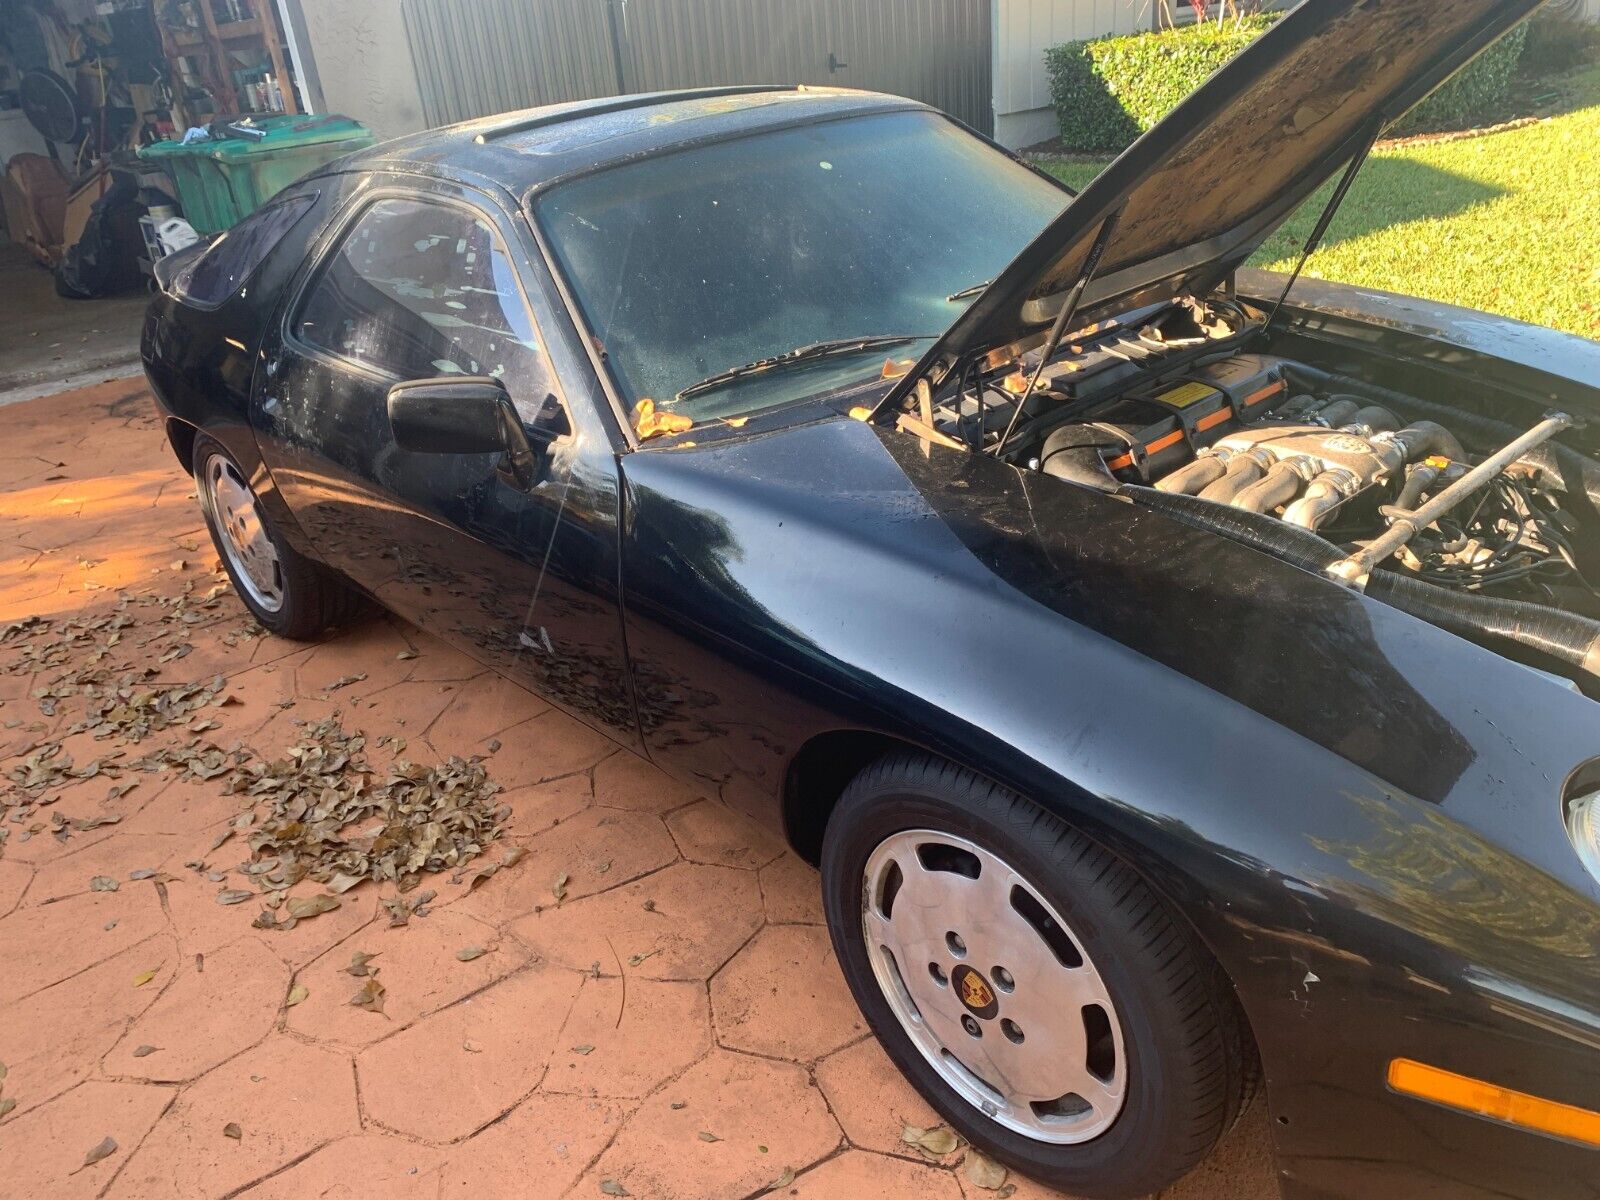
(675, 335), (933, 402)
(946, 280), (991, 302)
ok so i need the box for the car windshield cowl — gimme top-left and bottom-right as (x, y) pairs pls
(675, 335), (934, 403)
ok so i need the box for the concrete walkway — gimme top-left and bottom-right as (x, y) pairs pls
(0, 244), (148, 407)
(0, 378), (1278, 1199)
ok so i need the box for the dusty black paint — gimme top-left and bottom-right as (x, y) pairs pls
(142, 79), (1600, 1200)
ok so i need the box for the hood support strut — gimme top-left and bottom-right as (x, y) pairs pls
(993, 206), (1124, 459)
(1262, 119), (1384, 332)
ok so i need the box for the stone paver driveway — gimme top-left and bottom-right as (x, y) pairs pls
(0, 379), (1278, 1199)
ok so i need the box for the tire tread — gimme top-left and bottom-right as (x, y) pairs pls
(823, 750), (1260, 1197)
(192, 434), (370, 641)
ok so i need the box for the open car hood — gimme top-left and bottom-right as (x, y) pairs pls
(877, 0), (1540, 415)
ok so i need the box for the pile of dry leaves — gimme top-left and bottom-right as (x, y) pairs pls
(167, 716), (512, 929)
(2, 584), (239, 852)
(4, 597), (515, 922)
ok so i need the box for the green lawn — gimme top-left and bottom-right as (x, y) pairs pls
(1038, 66), (1600, 340)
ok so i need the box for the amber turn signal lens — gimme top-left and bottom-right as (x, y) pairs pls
(1388, 1058), (1600, 1148)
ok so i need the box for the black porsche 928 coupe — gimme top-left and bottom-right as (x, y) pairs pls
(142, 2), (1600, 1196)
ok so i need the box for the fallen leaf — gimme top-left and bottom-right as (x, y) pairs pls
(964, 1150), (1009, 1190)
(345, 951), (378, 977)
(350, 975), (387, 1015)
(0, 1097), (15, 1120)
(571, 1043), (595, 1055)
(89, 875), (119, 892)
(215, 889), (253, 906)
(902, 1124), (960, 1158)
(396, 649), (418, 660)
(223, 1122), (242, 1140)
(552, 872), (569, 902)
(462, 1039), (483, 1053)
(79, 1136), (118, 1170)
(286, 893), (340, 920)
(460, 862), (500, 892)
(599, 1182), (630, 1197)
(285, 984), (309, 1007)
(764, 1167), (796, 1191)
(131, 1045), (158, 1058)
(670, 1101), (687, 1110)
(486, 738), (501, 753)
(455, 945), (488, 962)
(697, 1130), (720, 1142)
(132, 969), (158, 987)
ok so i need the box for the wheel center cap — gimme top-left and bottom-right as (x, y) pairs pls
(951, 964), (998, 1019)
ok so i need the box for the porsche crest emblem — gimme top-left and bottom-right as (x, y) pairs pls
(951, 964), (999, 1020)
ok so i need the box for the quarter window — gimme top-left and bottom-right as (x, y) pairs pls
(294, 197), (544, 385)
(172, 194), (316, 307)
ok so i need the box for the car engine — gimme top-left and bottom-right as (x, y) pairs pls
(912, 338), (1600, 694)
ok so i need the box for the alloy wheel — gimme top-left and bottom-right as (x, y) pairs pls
(203, 453), (285, 613)
(861, 829), (1128, 1143)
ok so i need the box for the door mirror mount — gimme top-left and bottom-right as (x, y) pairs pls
(386, 376), (544, 488)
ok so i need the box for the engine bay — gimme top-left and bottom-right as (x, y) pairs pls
(903, 304), (1600, 694)
(1035, 356), (1594, 614)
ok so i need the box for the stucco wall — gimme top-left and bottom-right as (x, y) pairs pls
(293, 0), (428, 141)
(992, 0), (1146, 147)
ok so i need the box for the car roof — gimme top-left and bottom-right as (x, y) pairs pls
(321, 86), (929, 197)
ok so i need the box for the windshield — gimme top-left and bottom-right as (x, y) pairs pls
(535, 110), (1070, 423)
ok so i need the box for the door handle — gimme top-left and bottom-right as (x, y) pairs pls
(828, 52), (848, 73)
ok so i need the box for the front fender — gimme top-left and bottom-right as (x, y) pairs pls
(620, 414), (1600, 1199)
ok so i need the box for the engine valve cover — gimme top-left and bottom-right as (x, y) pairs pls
(1212, 425), (1404, 489)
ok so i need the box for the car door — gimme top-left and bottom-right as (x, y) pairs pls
(250, 176), (640, 748)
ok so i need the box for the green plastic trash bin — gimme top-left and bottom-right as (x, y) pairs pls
(138, 115), (375, 234)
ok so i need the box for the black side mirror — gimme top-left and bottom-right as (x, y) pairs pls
(387, 376), (548, 487)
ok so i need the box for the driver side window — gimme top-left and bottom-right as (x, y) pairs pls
(294, 196), (548, 392)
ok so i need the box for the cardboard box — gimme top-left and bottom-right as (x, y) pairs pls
(62, 168), (112, 252)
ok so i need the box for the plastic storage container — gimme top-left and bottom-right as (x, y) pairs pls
(137, 114), (374, 233)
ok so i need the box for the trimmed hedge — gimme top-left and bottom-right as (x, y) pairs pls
(1390, 22), (1528, 135)
(1046, 17), (1529, 153)
(1519, 9), (1600, 77)
(1045, 19), (1273, 153)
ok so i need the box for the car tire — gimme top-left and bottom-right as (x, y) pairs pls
(192, 433), (368, 640)
(821, 752), (1258, 1199)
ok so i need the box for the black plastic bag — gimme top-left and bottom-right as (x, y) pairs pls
(55, 170), (145, 299)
